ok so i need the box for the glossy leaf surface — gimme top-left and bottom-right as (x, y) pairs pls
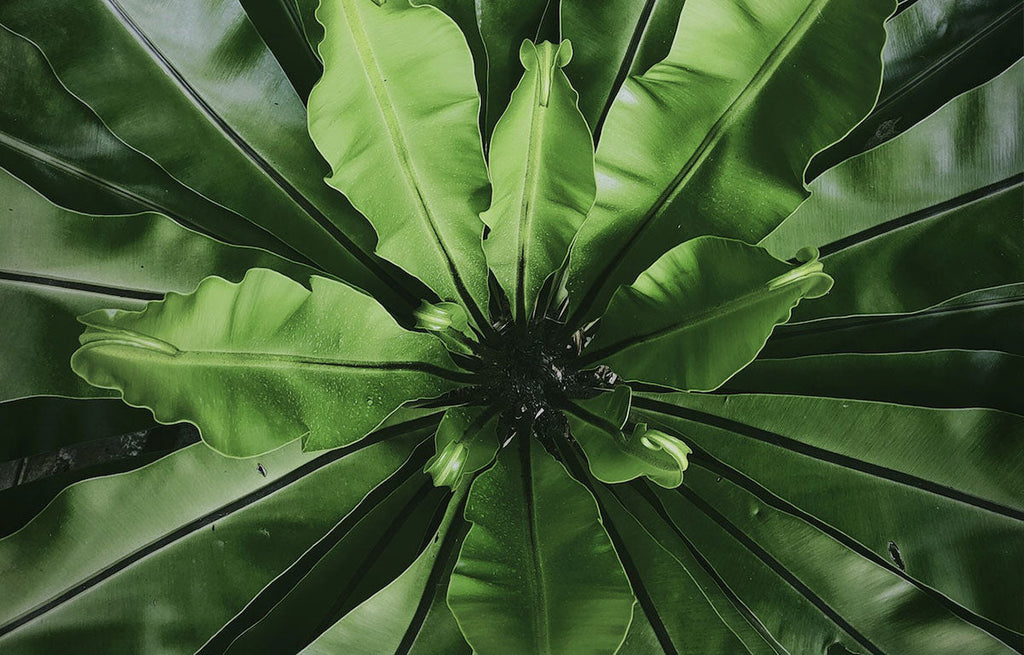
(71, 269), (463, 456)
(481, 40), (595, 319)
(582, 237), (832, 390)
(633, 393), (1024, 646)
(449, 437), (634, 654)
(810, 0), (1023, 175)
(563, 0), (892, 325)
(308, 0), (491, 319)
(0, 427), (428, 652)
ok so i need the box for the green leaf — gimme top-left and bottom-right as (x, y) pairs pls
(424, 406), (500, 488)
(481, 40), (595, 319)
(809, 0), (1023, 176)
(237, 0), (322, 101)
(560, 0), (685, 133)
(590, 483), (778, 653)
(0, 424), (430, 652)
(0, 170), (315, 402)
(567, 386), (691, 488)
(562, 0), (893, 326)
(308, 0), (491, 322)
(634, 393), (1024, 643)
(71, 269), (465, 457)
(581, 237), (831, 391)
(723, 350), (1024, 417)
(473, 0), (554, 136)
(448, 437), (634, 654)
(762, 284), (1024, 359)
(766, 61), (1024, 320)
(0, 0), (415, 306)
(0, 25), (291, 257)
(302, 484), (469, 653)
(212, 458), (452, 653)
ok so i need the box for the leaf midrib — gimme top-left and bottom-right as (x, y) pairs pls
(520, 439), (553, 654)
(79, 334), (467, 380)
(514, 63), (553, 316)
(571, 0), (830, 324)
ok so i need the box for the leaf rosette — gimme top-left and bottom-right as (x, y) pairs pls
(0, 0), (1021, 652)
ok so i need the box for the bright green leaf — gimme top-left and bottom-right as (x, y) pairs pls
(563, 0), (892, 325)
(581, 237), (832, 391)
(71, 269), (465, 457)
(567, 386), (691, 488)
(481, 39), (595, 319)
(448, 437), (634, 654)
(424, 406), (500, 488)
(308, 0), (491, 322)
(0, 170), (316, 402)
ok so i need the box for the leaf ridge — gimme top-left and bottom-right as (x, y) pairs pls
(687, 449), (1023, 647)
(674, 485), (885, 655)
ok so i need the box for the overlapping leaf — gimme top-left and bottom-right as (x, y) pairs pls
(448, 437), (635, 654)
(71, 269), (464, 456)
(563, 0), (893, 325)
(0, 425), (432, 652)
(581, 237), (832, 391)
(308, 0), (491, 323)
(0, 0), (416, 307)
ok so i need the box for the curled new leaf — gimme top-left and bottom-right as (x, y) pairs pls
(424, 406), (501, 488)
(567, 386), (691, 488)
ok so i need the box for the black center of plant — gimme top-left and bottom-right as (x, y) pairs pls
(470, 316), (617, 446)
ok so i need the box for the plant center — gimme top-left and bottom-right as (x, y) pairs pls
(473, 320), (615, 443)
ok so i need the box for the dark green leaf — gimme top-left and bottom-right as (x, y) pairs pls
(561, 0), (685, 133)
(0, 0), (416, 307)
(809, 0), (1023, 176)
(0, 426), (428, 651)
(634, 392), (1024, 640)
